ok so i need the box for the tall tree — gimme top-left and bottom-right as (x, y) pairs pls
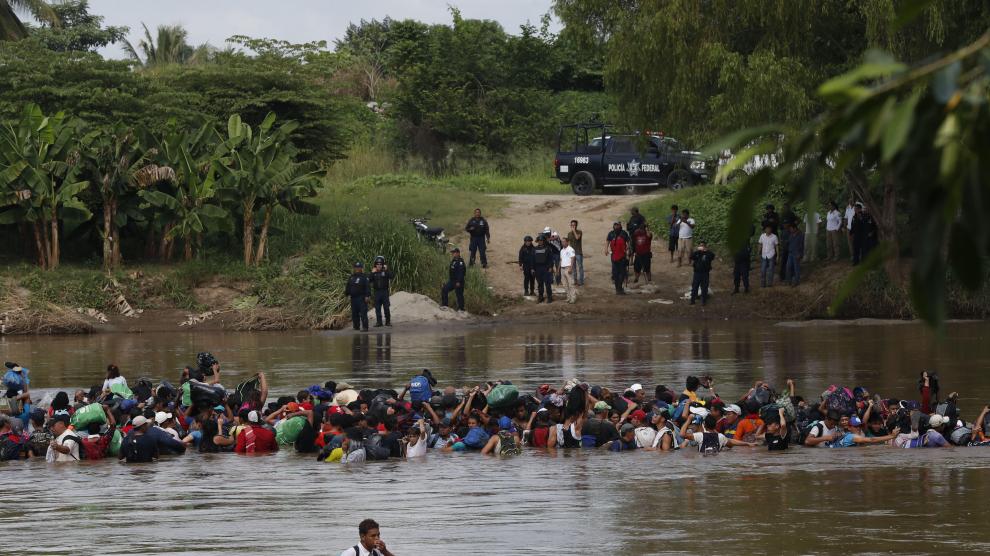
(124, 23), (214, 67)
(27, 0), (126, 51)
(0, 0), (57, 41)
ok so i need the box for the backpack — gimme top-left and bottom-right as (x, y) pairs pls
(132, 378), (154, 402)
(487, 384), (519, 409)
(748, 388), (772, 408)
(798, 421), (824, 445)
(28, 430), (52, 456)
(497, 431), (521, 456)
(824, 386), (856, 416)
(759, 403), (782, 425)
(0, 432), (22, 461)
(409, 376), (432, 403)
(364, 433), (391, 460)
(197, 352), (218, 374)
(81, 434), (109, 460)
(949, 426), (972, 446)
(699, 432), (721, 455)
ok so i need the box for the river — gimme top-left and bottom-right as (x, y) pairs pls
(2, 320), (990, 555)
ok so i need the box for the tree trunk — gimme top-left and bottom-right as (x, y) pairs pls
(102, 200), (113, 271)
(38, 218), (52, 270)
(879, 174), (901, 282)
(242, 200), (255, 266)
(161, 223), (174, 262)
(50, 215), (59, 269)
(184, 238), (193, 261)
(254, 206), (273, 266)
(145, 228), (158, 259)
(32, 220), (48, 269)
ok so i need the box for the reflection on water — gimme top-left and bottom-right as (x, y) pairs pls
(2, 321), (990, 554)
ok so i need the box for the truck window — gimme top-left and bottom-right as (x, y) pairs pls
(607, 137), (636, 154)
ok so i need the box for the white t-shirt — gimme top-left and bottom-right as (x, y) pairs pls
(103, 375), (127, 392)
(809, 422), (837, 447)
(634, 426), (657, 448)
(340, 544), (381, 556)
(826, 210), (842, 231)
(47, 430), (80, 462)
(406, 436), (427, 458)
(156, 426), (180, 441)
(691, 432), (730, 449)
(844, 205), (855, 228)
(559, 245), (576, 267)
(678, 218), (696, 239)
(758, 233), (778, 259)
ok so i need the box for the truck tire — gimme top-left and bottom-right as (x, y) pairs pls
(571, 171), (596, 196)
(667, 169), (693, 190)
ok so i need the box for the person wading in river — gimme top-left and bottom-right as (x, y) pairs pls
(341, 518), (396, 556)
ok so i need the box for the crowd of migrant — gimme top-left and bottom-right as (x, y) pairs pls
(1, 355), (983, 464)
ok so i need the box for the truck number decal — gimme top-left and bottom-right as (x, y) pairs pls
(573, 156), (589, 164)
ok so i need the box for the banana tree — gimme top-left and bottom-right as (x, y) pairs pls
(253, 158), (323, 263)
(215, 112), (309, 266)
(139, 121), (228, 261)
(84, 124), (175, 270)
(0, 104), (90, 270)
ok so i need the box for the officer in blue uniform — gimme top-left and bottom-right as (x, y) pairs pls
(370, 256), (394, 327)
(441, 247), (467, 311)
(346, 262), (371, 331)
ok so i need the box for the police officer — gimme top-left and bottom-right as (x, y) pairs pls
(370, 256), (394, 327)
(346, 262), (371, 331)
(441, 247), (467, 311)
(465, 208), (490, 268)
(518, 235), (536, 296)
(532, 235), (553, 303)
(689, 241), (716, 306)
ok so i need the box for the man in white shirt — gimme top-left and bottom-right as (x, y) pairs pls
(676, 208), (695, 267)
(826, 201), (843, 261)
(340, 519), (395, 556)
(758, 226), (778, 288)
(46, 414), (80, 462)
(155, 412), (181, 441)
(844, 198), (856, 261)
(559, 237), (577, 303)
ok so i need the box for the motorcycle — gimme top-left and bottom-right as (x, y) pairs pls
(410, 217), (449, 251)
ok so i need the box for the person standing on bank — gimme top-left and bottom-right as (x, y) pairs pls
(825, 201), (843, 261)
(566, 220), (584, 286)
(786, 221), (805, 286)
(758, 225), (779, 287)
(560, 237), (577, 304)
(632, 222), (653, 283)
(346, 262), (371, 332)
(605, 222), (631, 295)
(441, 247), (467, 311)
(518, 235), (536, 296)
(533, 235), (553, 303)
(732, 225), (754, 294)
(340, 518), (396, 556)
(370, 256), (393, 328)
(676, 209), (695, 267)
(465, 208), (490, 268)
(689, 241), (716, 306)
(666, 204), (680, 263)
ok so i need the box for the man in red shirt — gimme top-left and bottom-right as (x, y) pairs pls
(632, 223), (653, 283)
(235, 410), (278, 454)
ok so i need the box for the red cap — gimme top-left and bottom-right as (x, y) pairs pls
(630, 410), (647, 421)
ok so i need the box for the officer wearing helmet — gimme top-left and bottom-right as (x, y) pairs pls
(345, 262), (371, 331)
(370, 256), (394, 327)
(518, 235), (536, 296)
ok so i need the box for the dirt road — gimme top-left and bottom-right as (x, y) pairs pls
(450, 192), (838, 322)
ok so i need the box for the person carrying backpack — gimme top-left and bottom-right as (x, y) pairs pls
(0, 416), (24, 461)
(46, 414), (81, 463)
(482, 416), (522, 456)
(605, 222), (631, 295)
(679, 414), (757, 453)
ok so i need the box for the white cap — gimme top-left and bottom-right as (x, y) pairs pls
(630, 383), (643, 392)
(689, 406), (709, 418)
(247, 410), (260, 423)
(154, 412), (172, 424)
(929, 414), (946, 427)
(543, 226), (552, 233)
(131, 415), (150, 428)
(724, 404), (742, 415)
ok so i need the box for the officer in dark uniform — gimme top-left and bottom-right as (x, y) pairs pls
(465, 208), (490, 268)
(733, 224), (755, 294)
(532, 235), (553, 303)
(370, 255), (394, 327)
(441, 247), (467, 311)
(689, 241), (716, 306)
(518, 235), (536, 296)
(345, 262), (371, 331)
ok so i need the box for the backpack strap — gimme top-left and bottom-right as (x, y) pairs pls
(352, 545), (360, 556)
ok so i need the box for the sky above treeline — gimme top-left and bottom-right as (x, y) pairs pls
(83, 0), (560, 59)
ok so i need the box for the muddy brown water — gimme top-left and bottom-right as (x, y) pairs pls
(2, 321), (990, 555)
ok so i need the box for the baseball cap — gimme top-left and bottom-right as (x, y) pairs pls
(286, 402), (300, 413)
(849, 416), (863, 427)
(929, 414), (946, 427)
(131, 415), (149, 427)
(630, 409), (647, 422)
(593, 401), (611, 412)
(439, 417), (452, 428)
(247, 410), (260, 423)
(629, 383), (643, 392)
(724, 404), (742, 415)
(498, 416), (513, 431)
(620, 423), (635, 435)
(353, 261), (363, 268)
(154, 412), (172, 424)
(213, 405), (225, 412)
(451, 247), (460, 253)
(689, 406), (709, 418)
(52, 414), (70, 425)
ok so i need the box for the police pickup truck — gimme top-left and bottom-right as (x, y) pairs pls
(554, 123), (710, 195)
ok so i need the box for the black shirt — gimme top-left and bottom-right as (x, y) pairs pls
(465, 217), (490, 239)
(690, 250), (716, 273)
(346, 273), (370, 297)
(766, 430), (790, 451)
(121, 432), (158, 463)
(448, 257), (466, 282)
(370, 270), (393, 293)
(383, 431), (403, 458)
(627, 214), (646, 234)
(518, 244), (535, 267)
